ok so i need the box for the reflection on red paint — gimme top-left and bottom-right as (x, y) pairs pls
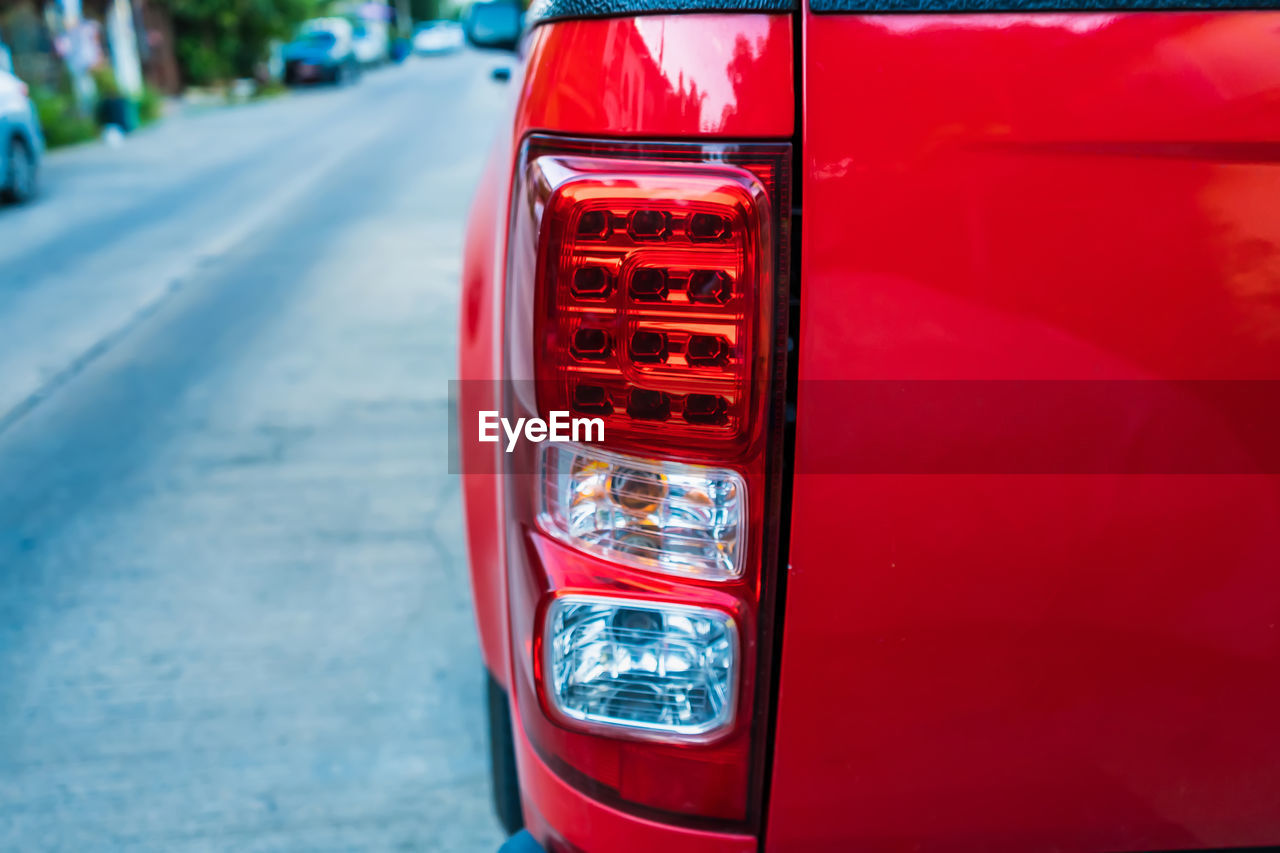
(518, 15), (793, 139)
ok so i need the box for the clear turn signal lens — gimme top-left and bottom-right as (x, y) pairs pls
(546, 595), (737, 737)
(540, 444), (745, 579)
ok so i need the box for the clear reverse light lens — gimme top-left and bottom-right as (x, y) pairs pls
(546, 596), (737, 736)
(540, 444), (745, 579)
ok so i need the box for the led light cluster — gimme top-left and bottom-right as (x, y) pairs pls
(533, 164), (768, 455)
(540, 444), (745, 579)
(546, 595), (737, 736)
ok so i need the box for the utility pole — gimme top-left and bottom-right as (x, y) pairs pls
(106, 0), (143, 96)
(52, 0), (95, 115)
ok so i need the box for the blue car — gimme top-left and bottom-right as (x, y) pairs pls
(283, 19), (361, 86)
(0, 67), (43, 204)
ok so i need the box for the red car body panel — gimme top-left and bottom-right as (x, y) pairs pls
(513, 707), (757, 853)
(461, 133), (512, 685)
(769, 9), (1280, 851)
(461, 6), (1280, 850)
(517, 15), (794, 139)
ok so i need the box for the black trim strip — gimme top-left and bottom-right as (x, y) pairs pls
(758, 10), (803, 849)
(527, 0), (795, 26)
(525, 0), (1278, 20)
(811, 0), (1278, 12)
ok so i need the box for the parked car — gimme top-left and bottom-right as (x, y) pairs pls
(412, 21), (464, 55)
(283, 18), (360, 86)
(458, 1), (1280, 851)
(0, 67), (42, 204)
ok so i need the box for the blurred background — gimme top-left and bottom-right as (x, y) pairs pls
(0, 0), (510, 848)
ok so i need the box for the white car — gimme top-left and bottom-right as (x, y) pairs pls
(352, 18), (390, 66)
(412, 21), (464, 55)
(0, 68), (43, 204)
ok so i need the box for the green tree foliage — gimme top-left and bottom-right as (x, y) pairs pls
(409, 0), (457, 22)
(31, 87), (98, 148)
(156, 0), (330, 86)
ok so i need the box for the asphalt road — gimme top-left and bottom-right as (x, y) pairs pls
(0, 53), (509, 851)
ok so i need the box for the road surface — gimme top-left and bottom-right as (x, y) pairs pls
(0, 53), (509, 851)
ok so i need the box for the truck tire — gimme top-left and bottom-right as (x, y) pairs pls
(486, 670), (524, 835)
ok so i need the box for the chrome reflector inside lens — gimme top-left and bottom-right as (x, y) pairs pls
(540, 444), (745, 579)
(546, 596), (737, 736)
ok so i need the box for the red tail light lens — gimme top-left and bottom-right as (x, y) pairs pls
(532, 160), (774, 460)
(503, 136), (789, 827)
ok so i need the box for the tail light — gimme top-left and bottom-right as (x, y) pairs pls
(540, 444), (746, 579)
(503, 136), (789, 825)
(532, 155), (773, 460)
(546, 595), (739, 737)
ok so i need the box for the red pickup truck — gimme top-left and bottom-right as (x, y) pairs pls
(457, 1), (1280, 850)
